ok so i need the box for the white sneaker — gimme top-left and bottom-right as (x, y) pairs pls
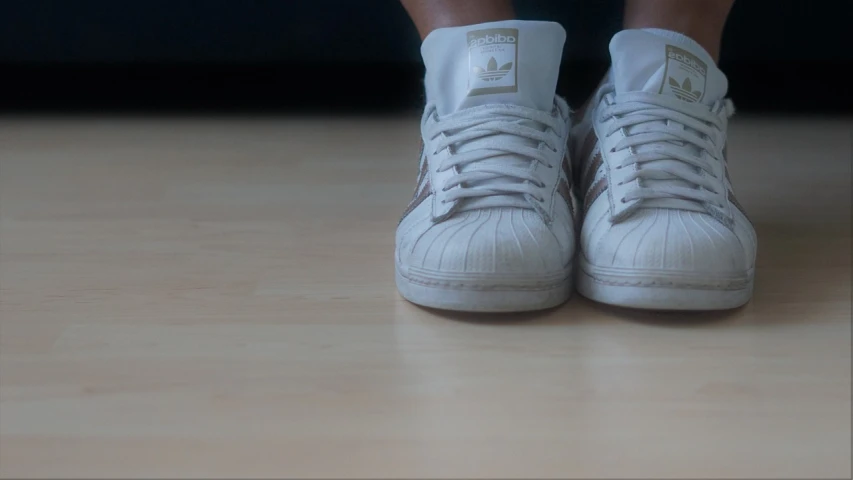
(395, 20), (578, 312)
(572, 29), (757, 310)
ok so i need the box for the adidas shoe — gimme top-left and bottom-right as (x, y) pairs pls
(395, 20), (578, 312)
(572, 29), (757, 310)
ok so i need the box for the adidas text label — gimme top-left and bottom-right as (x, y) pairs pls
(668, 50), (706, 75)
(469, 34), (517, 48)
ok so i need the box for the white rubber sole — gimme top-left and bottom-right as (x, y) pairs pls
(396, 263), (573, 313)
(577, 257), (754, 311)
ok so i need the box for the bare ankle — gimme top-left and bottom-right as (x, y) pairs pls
(400, 0), (516, 40)
(623, 0), (734, 61)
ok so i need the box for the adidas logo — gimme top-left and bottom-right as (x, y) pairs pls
(466, 28), (518, 95)
(468, 33), (516, 48)
(667, 50), (706, 76)
(668, 76), (702, 102)
(473, 57), (513, 82)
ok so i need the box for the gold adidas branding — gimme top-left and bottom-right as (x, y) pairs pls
(466, 28), (519, 96)
(660, 45), (707, 103)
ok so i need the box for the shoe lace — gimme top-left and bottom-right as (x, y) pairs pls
(598, 88), (733, 210)
(423, 102), (565, 210)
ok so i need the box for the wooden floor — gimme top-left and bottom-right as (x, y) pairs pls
(0, 115), (850, 479)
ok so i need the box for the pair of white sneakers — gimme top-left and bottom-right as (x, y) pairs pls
(395, 21), (757, 312)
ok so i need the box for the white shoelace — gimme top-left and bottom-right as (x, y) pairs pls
(422, 103), (564, 208)
(598, 89), (733, 209)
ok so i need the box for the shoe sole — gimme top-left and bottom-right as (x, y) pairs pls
(577, 257), (754, 311)
(395, 263), (573, 313)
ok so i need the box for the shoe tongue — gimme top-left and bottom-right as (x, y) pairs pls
(421, 20), (565, 115)
(608, 29), (727, 210)
(420, 21), (566, 212)
(609, 29), (727, 106)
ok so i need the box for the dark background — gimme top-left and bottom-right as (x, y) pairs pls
(2, 0), (851, 113)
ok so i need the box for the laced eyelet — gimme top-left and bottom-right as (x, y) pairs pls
(620, 198), (627, 204)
